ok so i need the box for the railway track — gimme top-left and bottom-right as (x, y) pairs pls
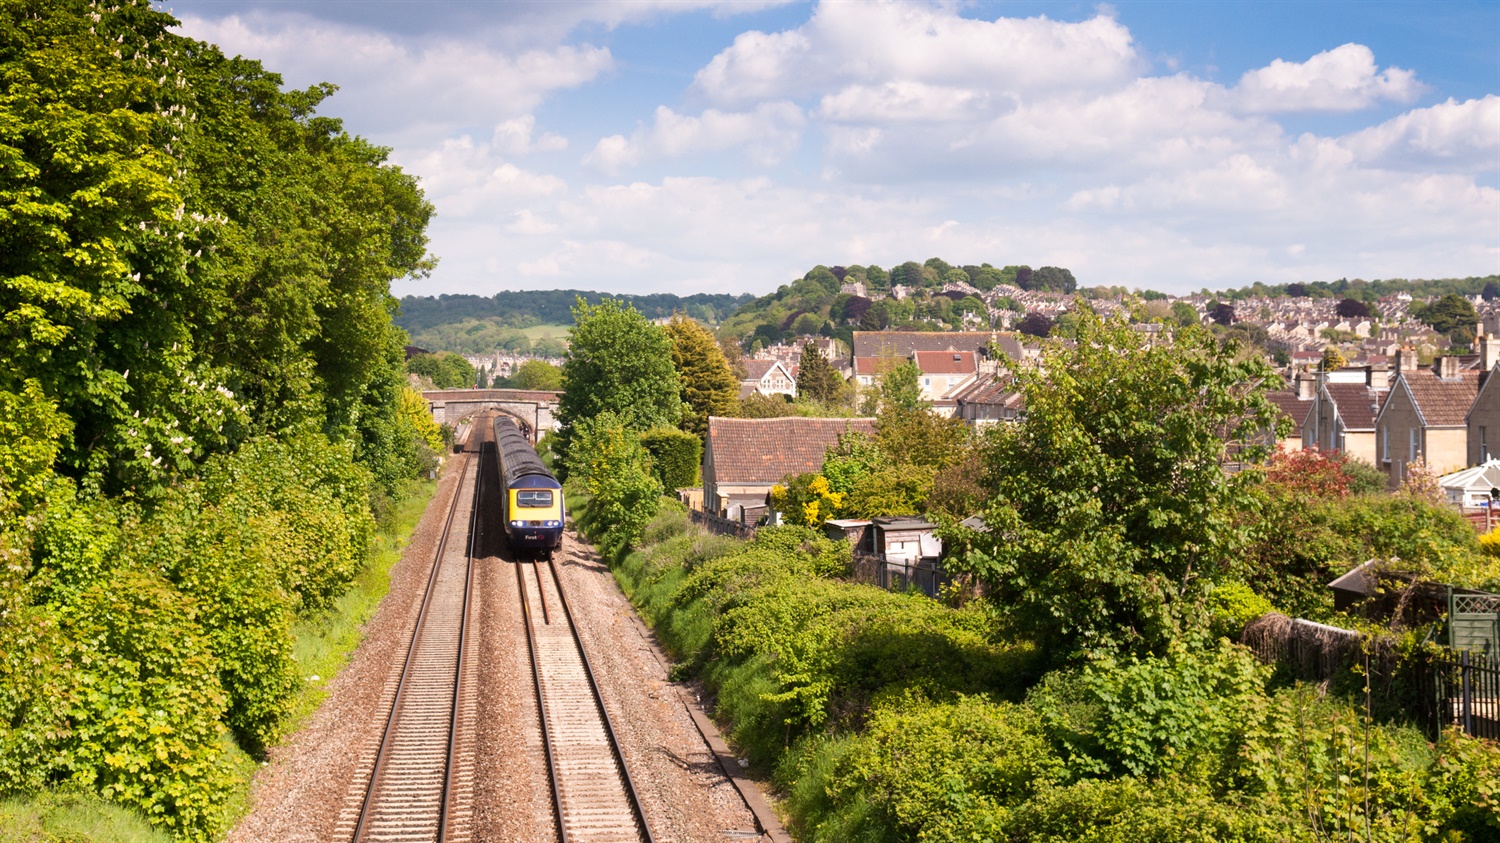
(518, 555), (655, 843)
(346, 433), (482, 842)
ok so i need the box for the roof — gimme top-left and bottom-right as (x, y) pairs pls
(913, 350), (977, 375)
(853, 356), (898, 376)
(1401, 368), (1480, 427)
(705, 416), (877, 485)
(1438, 459), (1500, 492)
(743, 359), (788, 381)
(1264, 390), (1314, 432)
(1323, 382), (1385, 430)
(852, 330), (1017, 359)
(951, 372), (1023, 408)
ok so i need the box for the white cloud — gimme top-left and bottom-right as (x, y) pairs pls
(584, 102), (805, 173)
(1340, 96), (1500, 171)
(174, 12), (611, 144)
(693, 2), (1140, 106)
(1231, 43), (1423, 113)
(493, 116), (569, 156)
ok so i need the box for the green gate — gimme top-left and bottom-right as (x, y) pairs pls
(1449, 589), (1500, 654)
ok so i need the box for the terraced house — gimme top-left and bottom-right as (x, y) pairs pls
(1376, 340), (1500, 487)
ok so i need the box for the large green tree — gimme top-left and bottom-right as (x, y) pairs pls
(556, 298), (680, 469)
(958, 308), (1283, 660)
(796, 341), (843, 404)
(663, 315), (737, 436)
(1418, 293), (1479, 334)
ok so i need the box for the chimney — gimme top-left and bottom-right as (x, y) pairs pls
(1296, 372), (1317, 401)
(1439, 355), (1460, 380)
(1482, 335), (1500, 373)
(1395, 347), (1417, 372)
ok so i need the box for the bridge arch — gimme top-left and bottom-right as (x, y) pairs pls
(422, 388), (561, 444)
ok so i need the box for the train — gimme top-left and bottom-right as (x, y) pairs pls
(493, 415), (565, 557)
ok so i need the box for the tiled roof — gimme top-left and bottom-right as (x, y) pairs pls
(852, 330), (1016, 358)
(1324, 383), (1385, 430)
(854, 356), (898, 376)
(1402, 369), (1480, 427)
(1264, 390), (1313, 431)
(706, 416), (877, 484)
(743, 359), (777, 380)
(913, 350), (977, 375)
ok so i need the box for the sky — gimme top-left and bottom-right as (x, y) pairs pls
(169, 0), (1500, 298)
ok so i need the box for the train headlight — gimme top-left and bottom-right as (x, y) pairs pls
(546, 520), (561, 527)
(510, 520), (523, 528)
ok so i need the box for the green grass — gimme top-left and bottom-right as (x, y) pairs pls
(0, 791), (173, 843)
(517, 323), (570, 341)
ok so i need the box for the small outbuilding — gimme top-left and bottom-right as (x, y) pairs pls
(1437, 459), (1500, 508)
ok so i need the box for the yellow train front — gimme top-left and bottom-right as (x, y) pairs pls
(493, 416), (565, 557)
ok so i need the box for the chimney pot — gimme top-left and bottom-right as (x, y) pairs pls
(1396, 347), (1417, 372)
(1439, 355), (1460, 380)
(1482, 335), (1500, 373)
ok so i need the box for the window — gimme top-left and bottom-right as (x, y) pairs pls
(1410, 428), (1419, 459)
(1482, 426), (1489, 461)
(1381, 426), (1390, 461)
(517, 490), (554, 507)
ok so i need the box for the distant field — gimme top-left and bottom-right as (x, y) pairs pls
(520, 324), (570, 340)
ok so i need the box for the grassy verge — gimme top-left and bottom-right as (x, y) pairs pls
(218, 475), (438, 834)
(0, 791), (173, 843)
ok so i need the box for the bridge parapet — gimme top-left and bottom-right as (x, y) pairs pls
(422, 388), (562, 442)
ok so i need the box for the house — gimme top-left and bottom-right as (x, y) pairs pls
(701, 416), (877, 520)
(912, 350), (979, 411)
(1468, 344), (1500, 466)
(950, 372), (1024, 426)
(1304, 367), (1389, 465)
(1262, 373), (1316, 452)
(1375, 351), (1483, 487)
(740, 359), (797, 399)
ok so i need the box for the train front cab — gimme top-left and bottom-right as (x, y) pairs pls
(505, 473), (564, 556)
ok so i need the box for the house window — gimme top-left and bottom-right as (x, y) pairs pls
(1410, 428), (1419, 459)
(1482, 426), (1489, 461)
(1381, 426), (1389, 461)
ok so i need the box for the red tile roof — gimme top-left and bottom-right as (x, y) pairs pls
(1324, 383), (1385, 430)
(914, 350), (977, 375)
(852, 330), (1019, 359)
(706, 417), (877, 484)
(1264, 390), (1313, 432)
(1401, 369), (1480, 427)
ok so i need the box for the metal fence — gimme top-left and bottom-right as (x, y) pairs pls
(687, 508), (757, 540)
(851, 553), (950, 598)
(1418, 648), (1500, 741)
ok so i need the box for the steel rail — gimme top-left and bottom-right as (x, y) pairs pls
(350, 424), (480, 842)
(516, 561), (569, 841)
(543, 556), (656, 843)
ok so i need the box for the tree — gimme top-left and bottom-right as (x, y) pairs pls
(1484, 280), (1500, 302)
(1017, 312), (1054, 337)
(956, 307), (1284, 660)
(1321, 345), (1347, 371)
(407, 351), (475, 388)
(797, 342), (843, 404)
(662, 316), (737, 437)
(1286, 283), (1308, 298)
(556, 298), (680, 470)
(1014, 266), (1034, 290)
(1170, 302), (1200, 326)
(511, 360), (563, 391)
(1335, 298), (1371, 319)
(877, 360), (926, 413)
(1208, 302), (1235, 326)
(1031, 266), (1078, 294)
(1421, 293), (1480, 335)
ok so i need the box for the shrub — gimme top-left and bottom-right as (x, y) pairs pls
(639, 427), (701, 490)
(568, 413), (662, 555)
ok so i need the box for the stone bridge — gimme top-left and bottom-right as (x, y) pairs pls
(422, 388), (561, 442)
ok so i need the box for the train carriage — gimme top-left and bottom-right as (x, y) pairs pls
(493, 416), (565, 556)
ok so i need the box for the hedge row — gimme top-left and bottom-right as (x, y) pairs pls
(598, 505), (1500, 843)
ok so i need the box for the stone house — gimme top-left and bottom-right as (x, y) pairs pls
(912, 350), (979, 408)
(1375, 345), (1496, 487)
(1304, 367), (1389, 466)
(740, 359), (797, 399)
(950, 372), (1024, 427)
(701, 416), (877, 520)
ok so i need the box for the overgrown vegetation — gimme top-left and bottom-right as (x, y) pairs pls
(0, 2), (441, 837)
(568, 304), (1500, 842)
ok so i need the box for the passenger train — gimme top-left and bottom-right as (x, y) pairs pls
(493, 416), (565, 556)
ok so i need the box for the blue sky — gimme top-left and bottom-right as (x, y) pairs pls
(172, 0), (1500, 297)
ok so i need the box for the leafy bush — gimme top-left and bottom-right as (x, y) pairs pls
(639, 427), (701, 490)
(568, 413), (663, 555)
